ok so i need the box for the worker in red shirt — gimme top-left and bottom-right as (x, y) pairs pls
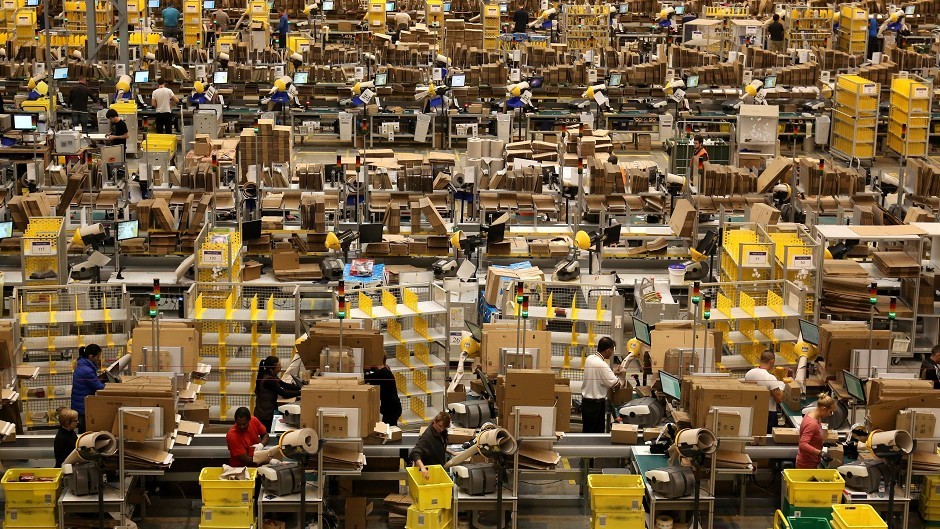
(226, 406), (269, 467)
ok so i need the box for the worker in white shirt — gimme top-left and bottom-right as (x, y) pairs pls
(744, 350), (786, 434)
(151, 78), (179, 134)
(581, 337), (622, 433)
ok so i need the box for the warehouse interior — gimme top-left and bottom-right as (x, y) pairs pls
(0, 0), (938, 528)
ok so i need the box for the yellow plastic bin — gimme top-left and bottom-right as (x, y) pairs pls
(200, 505), (255, 527)
(4, 505), (57, 527)
(405, 504), (453, 529)
(588, 474), (644, 512)
(0, 469), (63, 508)
(198, 467), (258, 507)
(831, 505), (886, 529)
(406, 466), (454, 511)
(783, 469), (844, 507)
(591, 510), (645, 529)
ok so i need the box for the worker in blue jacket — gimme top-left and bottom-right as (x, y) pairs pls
(71, 344), (106, 433)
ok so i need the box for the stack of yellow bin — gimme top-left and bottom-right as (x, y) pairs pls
(1, 468), (63, 529)
(831, 504), (886, 529)
(588, 474), (646, 529)
(920, 475), (940, 524)
(406, 465), (454, 529)
(198, 467), (258, 529)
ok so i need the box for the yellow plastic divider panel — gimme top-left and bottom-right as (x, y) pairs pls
(394, 372), (406, 392)
(101, 294), (109, 323)
(74, 295), (83, 325)
(716, 321), (732, 345)
(767, 290), (783, 316)
(224, 290), (235, 320)
(779, 342), (796, 363)
(741, 320), (756, 341)
(18, 297), (25, 325)
(251, 322), (259, 347)
(414, 370), (428, 392)
(267, 294), (276, 322)
(718, 292), (732, 317)
(563, 345), (571, 369)
(415, 343), (430, 365)
(396, 344), (410, 367)
(546, 293), (554, 319)
(411, 396), (427, 421)
(595, 297), (604, 321)
(195, 294), (205, 319)
(250, 295), (258, 321)
(740, 291), (755, 317)
(359, 292), (373, 317)
(403, 288), (418, 312)
(759, 319), (776, 343)
(588, 323), (595, 350)
(269, 323), (279, 349)
(382, 290), (397, 315)
(47, 331), (55, 351)
(388, 320), (402, 342)
(415, 316), (429, 339)
(571, 298), (580, 321)
(48, 295), (56, 325)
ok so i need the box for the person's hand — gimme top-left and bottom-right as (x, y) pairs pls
(105, 134), (111, 139)
(820, 446), (829, 456)
(422, 468), (430, 480)
(613, 364), (623, 376)
(252, 442), (264, 451)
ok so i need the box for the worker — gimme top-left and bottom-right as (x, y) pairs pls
(796, 394), (835, 469)
(581, 336), (622, 434)
(68, 77), (95, 131)
(920, 345), (940, 389)
(744, 350), (786, 434)
(213, 8), (230, 30)
(36, 3), (45, 30)
(409, 411), (451, 479)
(253, 355), (301, 431)
(277, 9), (289, 49)
(512, 0), (529, 34)
(689, 134), (709, 172)
(54, 407), (79, 468)
(162, 2), (181, 40)
(878, 13), (908, 57)
(151, 78), (179, 135)
(392, 7), (411, 31)
(867, 14), (880, 58)
(71, 344), (105, 433)
(767, 14), (785, 54)
(105, 108), (129, 149)
(365, 357), (403, 426)
(226, 406), (269, 467)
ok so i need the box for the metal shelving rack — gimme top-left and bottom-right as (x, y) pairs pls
(831, 74), (879, 163)
(195, 224), (243, 284)
(14, 284), (130, 429)
(887, 73), (932, 159)
(22, 217), (67, 288)
(561, 4), (610, 52)
(782, 4), (834, 50)
(182, 0), (203, 48)
(834, 5), (867, 55)
(186, 282), (300, 420)
(482, 3), (500, 50)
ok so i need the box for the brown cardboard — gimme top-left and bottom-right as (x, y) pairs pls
(669, 199), (696, 238)
(505, 369), (555, 401)
(507, 413), (542, 437)
(643, 427), (664, 442)
(772, 427), (799, 444)
(896, 409), (938, 439)
(182, 402), (209, 425)
(649, 322), (719, 372)
(297, 324), (384, 370)
(448, 427), (476, 444)
(299, 383), (379, 436)
(345, 497), (373, 529)
(611, 423), (639, 444)
(819, 324), (891, 377)
(705, 408), (742, 437)
(115, 410), (152, 442)
(131, 321), (198, 375)
(85, 395), (176, 435)
(554, 384), (572, 432)
(481, 324), (552, 374)
(749, 203), (781, 227)
(321, 412), (350, 439)
(867, 378), (934, 405)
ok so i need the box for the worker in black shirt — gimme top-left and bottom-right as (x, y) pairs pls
(54, 407), (79, 467)
(513, 1), (529, 34)
(409, 411), (451, 479)
(920, 345), (940, 389)
(68, 77), (94, 131)
(767, 14), (785, 54)
(364, 357), (403, 426)
(106, 108), (129, 147)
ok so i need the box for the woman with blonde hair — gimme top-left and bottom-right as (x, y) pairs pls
(796, 394), (835, 468)
(54, 407), (79, 467)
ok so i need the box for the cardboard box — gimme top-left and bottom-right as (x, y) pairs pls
(321, 412), (350, 439)
(508, 412), (542, 437)
(896, 409), (938, 439)
(345, 497), (373, 529)
(772, 427), (799, 444)
(448, 427), (477, 444)
(85, 395), (176, 436)
(115, 409), (153, 442)
(299, 382), (379, 436)
(610, 423), (639, 444)
(481, 323), (552, 374)
(819, 324), (891, 378)
(705, 408), (742, 437)
(182, 402), (210, 425)
(554, 384), (572, 432)
(130, 321), (199, 375)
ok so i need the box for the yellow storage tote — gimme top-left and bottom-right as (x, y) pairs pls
(782, 469), (844, 507)
(588, 474), (644, 512)
(198, 467), (258, 507)
(405, 505), (453, 529)
(830, 505), (885, 529)
(0, 469), (62, 508)
(4, 505), (57, 527)
(923, 475), (940, 502)
(200, 506), (254, 527)
(406, 466), (453, 511)
(592, 510), (645, 529)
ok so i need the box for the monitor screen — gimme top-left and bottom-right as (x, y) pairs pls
(53, 67), (69, 80)
(242, 219), (262, 241)
(799, 319), (819, 346)
(686, 75), (699, 88)
(116, 220), (139, 241)
(322, 0), (333, 9)
(203, 0), (214, 7)
(0, 221), (13, 240)
(603, 223), (622, 246)
(13, 114), (35, 131)
(486, 221), (506, 245)
(443, 2), (450, 11)
(609, 73), (622, 87)
(450, 74), (466, 88)
(633, 316), (653, 346)
(134, 71), (149, 83)
(466, 321), (482, 342)
(374, 72), (388, 86)
(213, 71), (228, 84)
(499, 3), (507, 12)
(529, 76), (543, 89)
(842, 370), (866, 404)
(904, 5), (914, 14)
(26, 0), (37, 6)
(148, 0), (159, 6)
(293, 71), (309, 85)
(359, 223), (384, 244)
(385, 1), (394, 10)
(764, 75), (777, 89)
(618, 3), (628, 13)
(674, 5), (685, 14)
(659, 370), (681, 401)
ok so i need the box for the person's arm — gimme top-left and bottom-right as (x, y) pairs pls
(770, 387), (784, 404)
(260, 432), (269, 445)
(600, 363), (621, 390)
(114, 124), (129, 139)
(274, 379), (302, 399)
(151, 95), (157, 107)
(877, 20), (887, 36)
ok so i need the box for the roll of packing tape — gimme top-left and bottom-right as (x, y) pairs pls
(655, 515), (673, 529)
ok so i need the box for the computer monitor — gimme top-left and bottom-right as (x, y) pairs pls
(359, 223), (384, 244)
(385, 0), (394, 10)
(499, 3), (507, 12)
(134, 71), (149, 83)
(53, 67), (69, 80)
(603, 223), (622, 246)
(842, 370), (866, 404)
(685, 75), (700, 88)
(659, 370), (681, 401)
(374, 72), (388, 87)
(618, 3), (628, 13)
(486, 221), (506, 245)
(0, 222), (13, 240)
(529, 76), (544, 89)
(632, 316), (653, 346)
(609, 73), (622, 87)
(466, 321), (482, 342)
(293, 71), (309, 85)
(13, 114), (35, 131)
(904, 5), (914, 14)
(26, 0), (37, 6)
(213, 71), (228, 84)
(764, 75), (777, 89)
(450, 74), (466, 88)
(203, 0), (214, 8)
(242, 219), (262, 241)
(443, 2), (450, 11)
(116, 220), (139, 241)
(148, 0), (159, 6)
(799, 319), (819, 346)
(674, 4), (685, 14)
(322, 0), (333, 9)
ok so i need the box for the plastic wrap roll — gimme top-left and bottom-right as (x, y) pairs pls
(488, 159), (505, 173)
(655, 515), (673, 529)
(490, 140), (506, 157)
(466, 138), (483, 158)
(64, 431), (118, 464)
(482, 138), (493, 158)
(465, 158), (482, 175)
(277, 428), (319, 458)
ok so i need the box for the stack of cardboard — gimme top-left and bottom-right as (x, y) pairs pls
(818, 323), (891, 378)
(873, 251), (920, 278)
(681, 376), (770, 433)
(699, 162), (758, 195)
(299, 379), (380, 439)
(494, 369), (572, 432)
(799, 157), (865, 196)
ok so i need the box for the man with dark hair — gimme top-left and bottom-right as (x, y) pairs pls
(513, 0), (529, 33)
(581, 337), (621, 433)
(105, 108), (129, 148)
(68, 77), (94, 131)
(745, 350), (786, 433)
(767, 14), (785, 54)
(277, 9), (289, 49)
(920, 345), (940, 389)
(410, 411), (450, 479)
(226, 406), (269, 466)
(151, 78), (179, 134)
